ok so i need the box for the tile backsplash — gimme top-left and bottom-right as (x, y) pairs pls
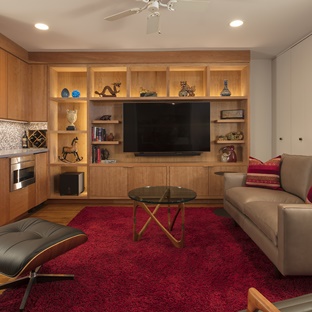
(0, 121), (47, 150)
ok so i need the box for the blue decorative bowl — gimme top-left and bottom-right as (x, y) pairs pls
(72, 90), (80, 98)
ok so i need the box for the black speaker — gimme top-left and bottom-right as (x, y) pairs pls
(60, 172), (84, 196)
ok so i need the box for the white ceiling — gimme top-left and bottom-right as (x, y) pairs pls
(0, 0), (311, 58)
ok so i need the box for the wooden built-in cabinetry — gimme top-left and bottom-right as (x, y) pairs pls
(48, 58), (250, 201)
(0, 152), (48, 225)
(0, 158), (10, 225)
(0, 48), (48, 122)
(7, 54), (29, 121)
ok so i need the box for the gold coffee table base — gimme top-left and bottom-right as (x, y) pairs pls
(133, 201), (185, 248)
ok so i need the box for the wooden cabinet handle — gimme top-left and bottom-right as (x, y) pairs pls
(279, 138), (283, 140)
(299, 137), (303, 141)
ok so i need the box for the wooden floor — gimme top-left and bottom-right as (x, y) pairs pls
(28, 203), (87, 225)
(28, 202), (220, 225)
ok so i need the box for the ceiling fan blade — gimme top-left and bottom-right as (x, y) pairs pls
(178, 0), (211, 2)
(104, 8), (141, 21)
(147, 12), (160, 34)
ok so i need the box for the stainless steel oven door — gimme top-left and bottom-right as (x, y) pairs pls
(10, 155), (36, 191)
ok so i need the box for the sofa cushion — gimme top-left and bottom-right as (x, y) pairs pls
(306, 186), (312, 203)
(281, 154), (312, 201)
(246, 156), (281, 190)
(244, 201), (278, 246)
(225, 186), (304, 214)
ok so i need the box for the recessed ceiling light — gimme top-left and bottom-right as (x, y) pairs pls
(230, 20), (244, 28)
(35, 23), (49, 30)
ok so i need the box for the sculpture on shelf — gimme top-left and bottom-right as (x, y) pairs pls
(58, 137), (83, 163)
(102, 148), (110, 160)
(219, 145), (237, 163)
(106, 133), (114, 141)
(226, 131), (244, 140)
(217, 131), (244, 141)
(178, 81), (196, 97)
(99, 115), (111, 120)
(140, 87), (157, 97)
(95, 82), (121, 97)
(66, 109), (77, 130)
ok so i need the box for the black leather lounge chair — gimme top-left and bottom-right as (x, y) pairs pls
(243, 287), (312, 312)
(0, 218), (88, 311)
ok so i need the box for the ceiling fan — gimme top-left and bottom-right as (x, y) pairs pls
(104, 0), (210, 34)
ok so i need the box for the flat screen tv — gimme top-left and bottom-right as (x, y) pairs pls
(123, 101), (210, 156)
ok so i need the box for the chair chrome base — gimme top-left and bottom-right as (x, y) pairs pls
(0, 266), (75, 311)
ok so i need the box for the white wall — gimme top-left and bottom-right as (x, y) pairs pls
(249, 59), (273, 161)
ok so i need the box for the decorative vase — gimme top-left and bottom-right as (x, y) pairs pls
(66, 109), (77, 130)
(61, 88), (70, 98)
(220, 80), (231, 96)
(72, 90), (80, 98)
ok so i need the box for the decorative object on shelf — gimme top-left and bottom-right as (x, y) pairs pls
(226, 131), (244, 140)
(58, 137), (83, 163)
(221, 109), (244, 119)
(106, 133), (115, 141)
(219, 145), (237, 163)
(66, 109), (77, 130)
(61, 88), (70, 98)
(220, 79), (231, 96)
(216, 135), (228, 141)
(178, 81), (196, 97)
(95, 82), (121, 97)
(102, 148), (110, 160)
(71, 90), (80, 98)
(140, 87), (157, 97)
(99, 115), (111, 120)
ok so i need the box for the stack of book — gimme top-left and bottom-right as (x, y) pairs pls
(92, 145), (109, 163)
(91, 126), (106, 142)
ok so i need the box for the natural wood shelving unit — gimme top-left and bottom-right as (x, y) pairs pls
(47, 52), (250, 200)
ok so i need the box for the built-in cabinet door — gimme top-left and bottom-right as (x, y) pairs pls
(208, 165), (247, 197)
(127, 166), (167, 191)
(0, 49), (8, 119)
(7, 54), (29, 121)
(290, 35), (312, 155)
(30, 64), (48, 122)
(0, 158), (10, 225)
(35, 152), (48, 205)
(10, 184), (36, 220)
(273, 35), (312, 156)
(168, 166), (209, 199)
(273, 50), (292, 156)
(89, 166), (128, 198)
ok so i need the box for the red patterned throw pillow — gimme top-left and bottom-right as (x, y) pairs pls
(306, 186), (312, 203)
(246, 156), (282, 190)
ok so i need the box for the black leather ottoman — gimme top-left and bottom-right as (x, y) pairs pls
(0, 218), (87, 311)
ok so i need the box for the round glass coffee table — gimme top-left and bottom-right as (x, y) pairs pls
(128, 186), (197, 248)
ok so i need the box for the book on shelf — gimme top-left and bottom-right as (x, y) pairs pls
(92, 145), (109, 163)
(92, 126), (106, 142)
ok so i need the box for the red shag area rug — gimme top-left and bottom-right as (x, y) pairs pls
(1, 206), (312, 312)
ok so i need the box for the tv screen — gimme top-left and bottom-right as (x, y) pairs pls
(123, 101), (210, 156)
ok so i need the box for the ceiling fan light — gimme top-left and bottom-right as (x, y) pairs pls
(230, 20), (243, 27)
(148, 1), (160, 13)
(35, 23), (49, 30)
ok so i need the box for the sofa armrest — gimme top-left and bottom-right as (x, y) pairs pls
(278, 204), (312, 275)
(223, 173), (247, 191)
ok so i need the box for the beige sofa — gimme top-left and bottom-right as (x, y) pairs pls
(223, 154), (312, 276)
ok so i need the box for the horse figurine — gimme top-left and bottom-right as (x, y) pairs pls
(95, 82), (121, 97)
(58, 137), (83, 163)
